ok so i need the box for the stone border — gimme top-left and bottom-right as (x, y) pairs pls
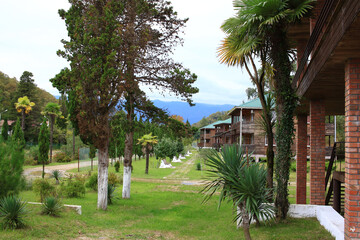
(289, 204), (344, 240)
(28, 202), (82, 215)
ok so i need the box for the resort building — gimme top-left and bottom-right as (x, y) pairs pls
(289, 0), (360, 238)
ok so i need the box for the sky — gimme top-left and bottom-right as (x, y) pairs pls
(0, 0), (253, 105)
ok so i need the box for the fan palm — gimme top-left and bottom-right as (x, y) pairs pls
(219, 0), (314, 219)
(137, 133), (158, 174)
(202, 145), (274, 240)
(42, 102), (63, 163)
(14, 96), (35, 131)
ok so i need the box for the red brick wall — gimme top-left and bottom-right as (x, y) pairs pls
(344, 58), (360, 239)
(296, 114), (308, 204)
(310, 99), (325, 205)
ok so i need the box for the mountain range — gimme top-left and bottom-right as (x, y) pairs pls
(152, 100), (234, 125)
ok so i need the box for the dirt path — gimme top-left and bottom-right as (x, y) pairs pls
(23, 160), (98, 178)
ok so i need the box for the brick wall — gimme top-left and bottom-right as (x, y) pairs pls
(310, 99), (325, 205)
(296, 114), (308, 204)
(344, 58), (360, 239)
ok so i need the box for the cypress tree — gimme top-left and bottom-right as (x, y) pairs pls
(38, 118), (49, 179)
(1, 117), (9, 141)
(12, 118), (25, 150)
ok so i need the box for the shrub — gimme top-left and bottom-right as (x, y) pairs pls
(53, 152), (71, 163)
(61, 178), (85, 198)
(41, 197), (62, 216)
(0, 195), (27, 229)
(86, 173), (98, 191)
(107, 184), (118, 205)
(50, 170), (62, 184)
(114, 161), (120, 172)
(196, 162), (202, 171)
(24, 145), (39, 165)
(108, 172), (120, 186)
(33, 179), (56, 202)
(0, 142), (25, 198)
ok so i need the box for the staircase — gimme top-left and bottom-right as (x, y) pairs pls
(325, 142), (345, 215)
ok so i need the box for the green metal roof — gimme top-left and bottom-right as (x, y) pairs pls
(237, 98), (262, 109)
(227, 98), (263, 115)
(213, 118), (232, 126)
(200, 118), (231, 130)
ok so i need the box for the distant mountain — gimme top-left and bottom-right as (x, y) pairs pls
(52, 96), (234, 125)
(152, 100), (234, 125)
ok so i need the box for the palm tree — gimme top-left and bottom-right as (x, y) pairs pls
(42, 102), (62, 163)
(218, 22), (276, 194)
(137, 133), (158, 174)
(14, 96), (35, 131)
(202, 145), (274, 240)
(221, 0), (314, 219)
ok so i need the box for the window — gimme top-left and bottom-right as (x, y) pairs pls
(242, 134), (254, 145)
(325, 116), (334, 124)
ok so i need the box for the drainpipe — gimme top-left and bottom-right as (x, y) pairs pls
(334, 115), (337, 142)
(240, 108), (243, 147)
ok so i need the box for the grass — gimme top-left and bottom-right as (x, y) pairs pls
(0, 149), (335, 239)
(0, 181), (333, 240)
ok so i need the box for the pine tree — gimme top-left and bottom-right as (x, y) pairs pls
(12, 118), (25, 150)
(1, 117), (9, 141)
(38, 118), (49, 179)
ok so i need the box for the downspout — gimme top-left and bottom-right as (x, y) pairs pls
(240, 108), (243, 147)
(334, 116), (337, 142)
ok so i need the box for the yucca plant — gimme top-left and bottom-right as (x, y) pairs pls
(50, 170), (62, 184)
(0, 195), (27, 229)
(201, 145), (274, 240)
(41, 197), (62, 217)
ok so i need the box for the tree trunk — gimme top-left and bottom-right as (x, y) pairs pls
(91, 157), (93, 171)
(239, 203), (252, 240)
(97, 146), (109, 210)
(270, 27), (296, 220)
(49, 116), (54, 163)
(122, 130), (134, 199)
(72, 130), (75, 159)
(21, 110), (25, 131)
(42, 162), (45, 179)
(145, 149), (149, 174)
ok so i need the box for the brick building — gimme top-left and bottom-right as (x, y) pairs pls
(288, 0), (360, 238)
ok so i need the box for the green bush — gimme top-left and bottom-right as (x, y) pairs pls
(86, 173), (98, 191)
(53, 152), (71, 163)
(33, 179), (56, 202)
(108, 172), (120, 186)
(114, 161), (120, 172)
(24, 145), (39, 165)
(41, 197), (62, 217)
(0, 142), (25, 198)
(0, 195), (27, 229)
(107, 184), (118, 205)
(61, 178), (85, 198)
(196, 162), (202, 171)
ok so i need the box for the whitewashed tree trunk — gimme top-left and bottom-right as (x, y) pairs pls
(122, 166), (131, 198)
(97, 147), (109, 210)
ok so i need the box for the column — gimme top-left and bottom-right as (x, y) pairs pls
(310, 99), (325, 205)
(344, 58), (360, 239)
(296, 114), (308, 204)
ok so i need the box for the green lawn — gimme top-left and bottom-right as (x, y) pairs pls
(0, 181), (333, 240)
(0, 150), (335, 239)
